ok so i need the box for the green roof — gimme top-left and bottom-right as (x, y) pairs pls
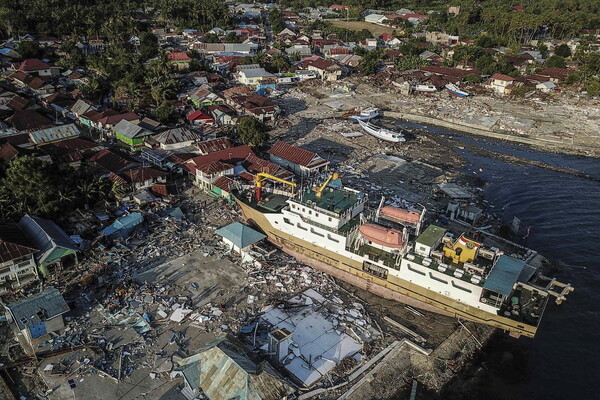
(298, 187), (362, 215)
(416, 225), (447, 247)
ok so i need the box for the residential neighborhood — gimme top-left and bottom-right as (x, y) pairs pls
(0, 1), (597, 400)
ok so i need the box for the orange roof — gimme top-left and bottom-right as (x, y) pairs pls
(168, 52), (192, 62)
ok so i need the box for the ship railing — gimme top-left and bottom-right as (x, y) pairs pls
(409, 253), (486, 287)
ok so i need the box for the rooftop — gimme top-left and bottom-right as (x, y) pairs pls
(416, 225), (447, 247)
(295, 186), (362, 216)
(6, 287), (69, 332)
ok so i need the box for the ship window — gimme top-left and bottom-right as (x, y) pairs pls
(363, 261), (388, 279)
(419, 246), (427, 252)
(327, 234), (339, 243)
(291, 204), (295, 209)
(429, 272), (448, 284)
(328, 217), (332, 222)
(283, 218), (292, 225)
(303, 208), (306, 212)
(315, 213), (319, 217)
(310, 228), (324, 237)
(309, 210), (312, 215)
(297, 223), (308, 231)
(452, 281), (472, 293)
(407, 264), (426, 276)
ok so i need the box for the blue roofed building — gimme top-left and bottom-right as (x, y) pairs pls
(483, 255), (527, 298)
(215, 222), (266, 256)
(3, 287), (69, 354)
(18, 215), (78, 278)
(101, 212), (144, 240)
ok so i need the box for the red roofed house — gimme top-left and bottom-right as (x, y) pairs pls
(123, 167), (168, 190)
(211, 175), (235, 201)
(297, 56), (342, 81)
(187, 109), (215, 125)
(0, 224), (39, 294)
(16, 59), (60, 77)
(488, 73), (516, 94)
(185, 145), (255, 190)
(197, 138), (232, 155)
(330, 5), (349, 10)
(168, 51), (192, 69)
(267, 141), (330, 176)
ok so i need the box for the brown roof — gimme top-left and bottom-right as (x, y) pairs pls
(197, 138), (232, 154)
(7, 95), (29, 111)
(18, 59), (53, 71)
(223, 86), (253, 98)
(539, 68), (569, 80)
(490, 73), (515, 82)
(187, 145), (255, 170)
(212, 175), (234, 192)
(89, 149), (137, 174)
(7, 109), (53, 131)
(0, 223), (38, 263)
(0, 142), (35, 165)
(245, 154), (280, 175)
(268, 141), (320, 167)
(54, 138), (101, 152)
(196, 161), (233, 174)
(123, 167), (168, 183)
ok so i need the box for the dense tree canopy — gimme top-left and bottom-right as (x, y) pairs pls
(0, 156), (111, 222)
(237, 117), (268, 147)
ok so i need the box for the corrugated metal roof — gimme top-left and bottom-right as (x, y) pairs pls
(18, 215), (78, 263)
(0, 223), (38, 263)
(177, 337), (294, 400)
(483, 255), (526, 297)
(6, 287), (69, 331)
(267, 141), (317, 167)
(152, 128), (200, 145)
(113, 119), (151, 139)
(29, 123), (80, 144)
(215, 222), (266, 249)
(197, 138), (232, 155)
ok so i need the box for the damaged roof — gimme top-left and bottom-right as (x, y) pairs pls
(0, 223), (38, 263)
(177, 336), (294, 400)
(5, 287), (69, 331)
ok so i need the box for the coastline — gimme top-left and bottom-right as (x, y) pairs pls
(385, 110), (600, 158)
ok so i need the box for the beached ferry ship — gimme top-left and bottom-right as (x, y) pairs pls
(234, 174), (573, 338)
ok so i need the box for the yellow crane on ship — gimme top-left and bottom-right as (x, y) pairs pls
(313, 173), (339, 198)
(254, 172), (297, 200)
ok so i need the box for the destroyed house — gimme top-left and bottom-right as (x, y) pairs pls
(18, 215), (78, 278)
(267, 141), (330, 176)
(3, 287), (69, 354)
(0, 224), (39, 294)
(175, 337), (294, 400)
(197, 138), (232, 155)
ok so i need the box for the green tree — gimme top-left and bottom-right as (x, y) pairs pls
(271, 53), (290, 72)
(237, 117), (267, 147)
(153, 101), (176, 124)
(545, 55), (567, 68)
(359, 49), (383, 76)
(203, 33), (220, 43)
(396, 54), (428, 71)
(555, 44), (572, 58)
(16, 41), (41, 58)
(223, 31), (241, 43)
(139, 31), (159, 60)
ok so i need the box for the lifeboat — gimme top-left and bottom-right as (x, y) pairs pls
(359, 223), (404, 249)
(380, 206), (421, 225)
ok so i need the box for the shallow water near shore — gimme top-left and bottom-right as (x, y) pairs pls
(397, 121), (600, 399)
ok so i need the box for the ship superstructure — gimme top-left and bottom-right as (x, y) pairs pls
(234, 174), (573, 338)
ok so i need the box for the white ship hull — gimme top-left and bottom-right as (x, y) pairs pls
(358, 120), (405, 143)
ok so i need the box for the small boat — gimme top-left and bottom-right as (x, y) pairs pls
(413, 84), (437, 93)
(445, 83), (470, 98)
(346, 107), (380, 122)
(358, 120), (405, 143)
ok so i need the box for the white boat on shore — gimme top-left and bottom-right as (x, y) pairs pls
(358, 120), (405, 143)
(445, 83), (470, 97)
(347, 107), (380, 122)
(413, 84), (437, 93)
